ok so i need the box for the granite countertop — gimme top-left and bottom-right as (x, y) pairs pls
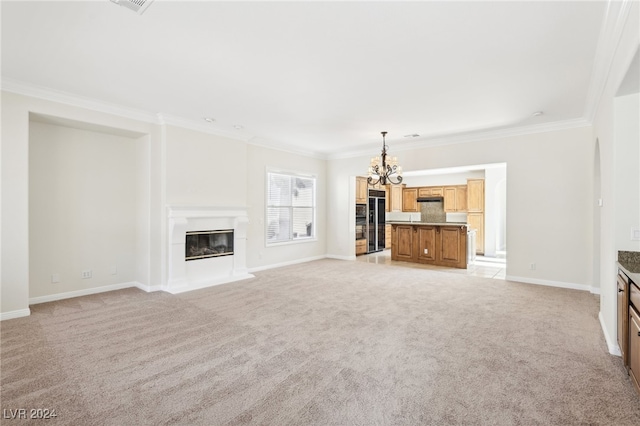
(618, 251), (640, 284)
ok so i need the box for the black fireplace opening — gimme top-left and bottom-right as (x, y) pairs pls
(185, 229), (234, 261)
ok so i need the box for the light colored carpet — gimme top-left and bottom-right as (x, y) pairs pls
(2, 259), (639, 425)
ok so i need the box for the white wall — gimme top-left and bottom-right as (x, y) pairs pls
(327, 126), (595, 288)
(485, 166), (507, 257)
(1, 92), (158, 317)
(246, 144), (327, 270)
(165, 125), (247, 207)
(613, 93), (640, 252)
(28, 121), (139, 298)
(592, 1), (639, 353)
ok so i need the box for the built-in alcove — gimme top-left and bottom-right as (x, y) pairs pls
(28, 113), (151, 302)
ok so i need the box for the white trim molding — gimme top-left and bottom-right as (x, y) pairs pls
(248, 255), (328, 273)
(600, 311), (622, 356)
(28, 281), (148, 306)
(505, 275), (599, 294)
(0, 308), (31, 321)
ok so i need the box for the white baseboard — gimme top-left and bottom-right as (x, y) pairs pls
(0, 308), (31, 321)
(134, 282), (163, 293)
(29, 281), (144, 305)
(248, 255), (327, 273)
(505, 275), (597, 293)
(326, 254), (356, 261)
(599, 311), (621, 356)
(164, 274), (255, 295)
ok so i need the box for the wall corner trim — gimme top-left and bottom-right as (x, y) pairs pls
(599, 311), (622, 356)
(0, 308), (32, 321)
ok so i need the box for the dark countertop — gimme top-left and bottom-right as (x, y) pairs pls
(387, 221), (468, 226)
(618, 261), (640, 285)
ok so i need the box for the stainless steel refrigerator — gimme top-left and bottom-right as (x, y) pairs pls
(367, 189), (386, 253)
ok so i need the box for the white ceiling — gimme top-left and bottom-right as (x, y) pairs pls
(1, 1), (609, 157)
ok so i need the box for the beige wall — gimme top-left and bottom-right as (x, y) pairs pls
(28, 121), (140, 298)
(246, 144), (327, 270)
(327, 126), (596, 289)
(165, 125), (247, 206)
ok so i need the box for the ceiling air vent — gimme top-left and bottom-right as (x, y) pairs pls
(110, 0), (155, 15)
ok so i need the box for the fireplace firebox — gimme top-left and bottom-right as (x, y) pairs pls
(185, 229), (234, 261)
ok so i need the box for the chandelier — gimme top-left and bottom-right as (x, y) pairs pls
(367, 131), (403, 186)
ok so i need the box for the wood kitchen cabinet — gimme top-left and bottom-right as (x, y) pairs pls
(418, 186), (443, 197)
(467, 213), (484, 255)
(402, 188), (418, 212)
(467, 179), (484, 212)
(618, 270), (629, 367)
(355, 239), (367, 255)
(391, 223), (467, 269)
(356, 176), (368, 204)
(443, 185), (468, 212)
(617, 266), (640, 396)
(385, 224), (392, 249)
(629, 303), (640, 394)
(387, 184), (404, 212)
(393, 225), (415, 261)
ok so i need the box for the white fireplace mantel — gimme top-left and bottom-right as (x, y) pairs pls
(166, 206), (254, 294)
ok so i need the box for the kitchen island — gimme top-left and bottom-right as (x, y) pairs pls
(389, 222), (468, 269)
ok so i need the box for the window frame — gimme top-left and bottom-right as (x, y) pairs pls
(265, 169), (317, 247)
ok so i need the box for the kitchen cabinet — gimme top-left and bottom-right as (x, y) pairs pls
(391, 223), (467, 269)
(467, 213), (484, 255)
(355, 239), (367, 255)
(630, 302), (640, 394)
(443, 185), (468, 212)
(618, 270), (629, 367)
(617, 265), (640, 396)
(388, 184), (404, 212)
(402, 188), (418, 212)
(418, 187), (443, 197)
(356, 176), (368, 204)
(394, 225), (415, 261)
(385, 224), (392, 249)
(467, 179), (484, 212)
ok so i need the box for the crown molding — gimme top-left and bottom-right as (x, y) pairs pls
(245, 137), (328, 160)
(583, 0), (636, 122)
(156, 113), (254, 143)
(327, 118), (592, 160)
(1, 77), (159, 124)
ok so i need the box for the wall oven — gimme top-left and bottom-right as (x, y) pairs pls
(355, 203), (367, 240)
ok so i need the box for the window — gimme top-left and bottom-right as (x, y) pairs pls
(266, 171), (316, 244)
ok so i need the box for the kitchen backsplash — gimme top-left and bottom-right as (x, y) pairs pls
(420, 201), (446, 223)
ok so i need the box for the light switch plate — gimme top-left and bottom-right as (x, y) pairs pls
(632, 228), (640, 241)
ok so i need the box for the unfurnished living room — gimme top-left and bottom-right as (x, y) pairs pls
(1, 1), (640, 425)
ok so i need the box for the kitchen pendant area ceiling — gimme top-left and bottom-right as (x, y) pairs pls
(1, 1), (608, 157)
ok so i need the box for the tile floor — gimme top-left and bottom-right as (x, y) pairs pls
(356, 249), (506, 279)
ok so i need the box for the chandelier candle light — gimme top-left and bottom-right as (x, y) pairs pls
(367, 131), (403, 186)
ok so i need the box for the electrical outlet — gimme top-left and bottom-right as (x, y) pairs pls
(631, 228), (640, 241)
(530, 263), (536, 270)
(81, 270), (92, 279)
(51, 274), (60, 283)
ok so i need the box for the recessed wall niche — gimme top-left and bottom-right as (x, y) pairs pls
(28, 113), (150, 300)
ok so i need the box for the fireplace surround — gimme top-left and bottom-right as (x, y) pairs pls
(167, 206), (253, 294)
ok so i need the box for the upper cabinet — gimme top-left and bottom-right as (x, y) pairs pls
(418, 187), (443, 197)
(388, 184), (404, 212)
(402, 188), (418, 212)
(467, 179), (485, 212)
(443, 185), (468, 212)
(356, 176), (368, 204)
